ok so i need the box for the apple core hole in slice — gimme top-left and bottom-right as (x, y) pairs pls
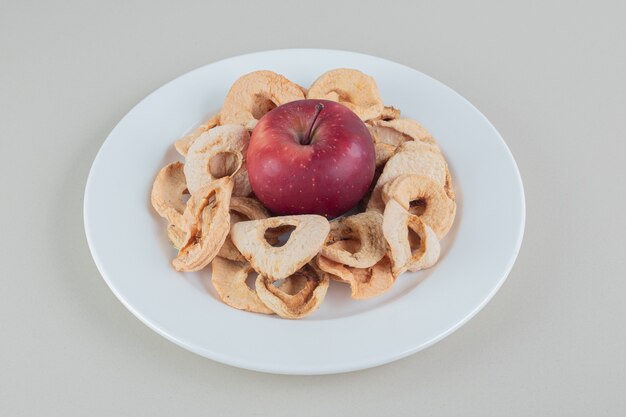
(263, 225), (297, 248)
(409, 199), (427, 216)
(329, 238), (362, 255)
(245, 270), (258, 291)
(272, 278), (286, 288)
(208, 151), (241, 179)
(408, 226), (423, 257)
(251, 94), (277, 119)
(271, 275), (308, 294)
(328, 89), (351, 105)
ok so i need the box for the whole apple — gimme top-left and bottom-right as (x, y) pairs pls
(248, 99), (375, 218)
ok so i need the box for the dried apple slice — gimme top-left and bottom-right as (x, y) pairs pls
(151, 162), (187, 223)
(211, 257), (273, 314)
(255, 264), (329, 319)
(349, 256), (394, 298)
(316, 249), (395, 300)
(172, 177), (233, 272)
(174, 113), (220, 157)
(382, 199), (440, 276)
(217, 196), (271, 262)
(368, 118), (436, 147)
(230, 215), (330, 281)
(307, 68), (383, 121)
(150, 162), (190, 248)
(382, 174), (456, 239)
(397, 141), (455, 201)
(321, 211), (386, 268)
(367, 142), (448, 213)
(220, 70), (305, 130)
(184, 124), (251, 197)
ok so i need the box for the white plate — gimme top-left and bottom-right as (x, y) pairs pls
(84, 49), (525, 375)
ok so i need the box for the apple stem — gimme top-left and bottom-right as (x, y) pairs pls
(301, 102), (324, 145)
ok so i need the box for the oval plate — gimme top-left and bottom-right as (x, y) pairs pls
(84, 49), (525, 375)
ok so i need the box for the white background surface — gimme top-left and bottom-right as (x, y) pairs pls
(1, 0), (624, 415)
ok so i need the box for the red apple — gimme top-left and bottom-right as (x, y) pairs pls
(247, 99), (375, 218)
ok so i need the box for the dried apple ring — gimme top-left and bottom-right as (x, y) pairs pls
(396, 141), (455, 201)
(255, 264), (329, 319)
(151, 162), (187, 224)
(217, 196), (271, 262)
(321, 212), (386, 268)
(174, 113), (220, 157)
(172, 177), (233, 272)
(367, 142), (448, 213)
(220, 70), (305, 130)
(211, 257), (273, 314)
(382, 174), (456, 239)
(382, 199), (440, 276)
(230, 215), (330, 281)
(368, 118), (436, 147)
(349, 256), (394, 298)
(316, 250), (395, 300)
(150, 162), (190, 248)
(307, 68), (383, 121)
(184, 124), (251, 197)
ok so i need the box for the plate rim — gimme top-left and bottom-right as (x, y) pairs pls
(83, 48), (525, 375)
